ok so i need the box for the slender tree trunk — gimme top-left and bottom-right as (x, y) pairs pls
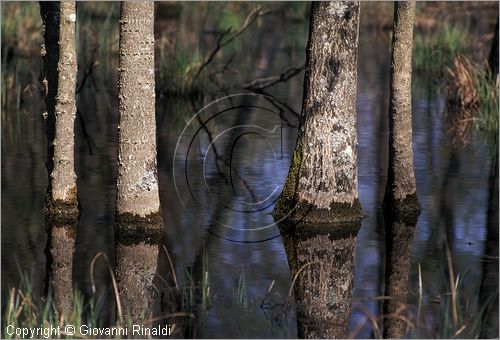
(382, 213), (418, 339)
(115, 1), (164, 324)
(40, 0), (60, 299)
(41, 0), (78, 315)
(479, 156), (498, 339)
(384, 1), (421, 215)
(274, 2), (362, 224)
(39, 3), (59, 178)
(282, 224), (359, 338)
(489, 16), (499, 80)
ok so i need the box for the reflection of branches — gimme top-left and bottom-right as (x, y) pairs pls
(261, 94), (299, 128)
(76, 46), (98, 94)
(193, 6), (268, 81)
(241, 64), (305, 91)
(76, 60), (98, 94)
(206, 52), (239, 81)
(189, 99), (259, 201)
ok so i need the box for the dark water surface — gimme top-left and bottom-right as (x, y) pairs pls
(2, 2), (498, 338)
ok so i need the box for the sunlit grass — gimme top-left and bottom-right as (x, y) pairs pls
(2, 273), (100, 339)
(444, 54), (499, 149)
(413, 24), (472, 74)
(4, 258), (257, 339)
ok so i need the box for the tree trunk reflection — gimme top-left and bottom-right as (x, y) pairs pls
(281, 222), (359, 338)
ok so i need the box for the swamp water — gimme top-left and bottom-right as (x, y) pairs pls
(2, 2), (498, 338)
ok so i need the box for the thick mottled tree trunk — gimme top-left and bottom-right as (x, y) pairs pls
(282, 224), (359, 338)
(385, 1), (420, 215)
(115, 1), (164, 323)
(274, 2), (362, 224)
(382, 214), (417, 339)
(41, 1), (78, 315)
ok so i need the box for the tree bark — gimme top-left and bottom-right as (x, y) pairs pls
(385, 1), (421, 215)
(274, 2), (362, 225)
(382, 214), (417, 339)
(41, 0), (78, 315)
(282, 223), (359, 338)
(115, 1), (164, 323)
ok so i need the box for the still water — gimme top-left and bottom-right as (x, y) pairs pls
(1, 2), (498, 338)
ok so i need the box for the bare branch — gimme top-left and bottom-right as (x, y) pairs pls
(241, 64), (305, 91)
(193, 6), (268, 81)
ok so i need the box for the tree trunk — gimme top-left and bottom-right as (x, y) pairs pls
(489, 16), (499, 80)
(274, 2), (362, 225)
(382, 214), (417, 339)
(479, 156), (498, 339)
(385, 1), (421, 215)
(41, 0), (78, 315)
(115, 1), (164, 324)
(282, 223), (359, 338)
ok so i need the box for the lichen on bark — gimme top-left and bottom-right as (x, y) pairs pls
(52, 0), (77, 202)
(274, 2), (362, 224)
(116, 1), (161, 219)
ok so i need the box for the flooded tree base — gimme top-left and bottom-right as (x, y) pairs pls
(274, 198), (363, 225)
(115, 211), (169, 326)
(115, 211), (163, 245)
(385, 192), (421, 222)
(44, 194), (78, 314)
(44, 193), (78, 232)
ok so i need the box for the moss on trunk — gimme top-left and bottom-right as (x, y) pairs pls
(115, 212), (163, 245)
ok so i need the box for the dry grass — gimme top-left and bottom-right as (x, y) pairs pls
(444, 55), (480, 147)
(444, 54), (499, 148)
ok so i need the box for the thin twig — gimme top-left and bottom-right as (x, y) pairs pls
(444, 237), (458, 327)
(162, 245), (179, 290)
(76, 61), (98, 94)
(90, 252), (123, 325)
(287, 262), (318, 298)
